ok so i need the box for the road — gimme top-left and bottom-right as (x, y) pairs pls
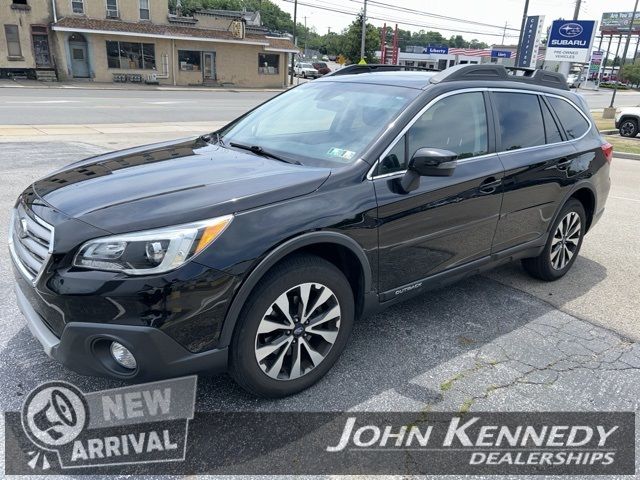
(0, 85), (639, 125)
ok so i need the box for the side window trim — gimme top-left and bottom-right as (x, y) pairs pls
(545, 95), (591, 141)
(368, 88), (593, 180)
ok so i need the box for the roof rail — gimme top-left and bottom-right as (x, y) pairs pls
(325, 64), (439, 77)
(429, 64), (569, 90)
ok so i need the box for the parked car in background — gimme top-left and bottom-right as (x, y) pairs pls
(312, 62), (331, 76)
(294, 62), (319, 79)
(566, 74), (584, 88)
(615, 107), (640, 137)
(10, 65), (611, 398)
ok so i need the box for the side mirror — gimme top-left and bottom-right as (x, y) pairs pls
(399, 148), (458, 193)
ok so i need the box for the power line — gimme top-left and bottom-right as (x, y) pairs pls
(281, 0), (519, 38)
(347, 0), (520, 32)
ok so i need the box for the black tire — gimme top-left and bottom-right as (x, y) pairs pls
(303, 72), (307, 79)
(229, 254), (354, 398)
(522, 198), (586, 281)
(619, 118), (639, 137)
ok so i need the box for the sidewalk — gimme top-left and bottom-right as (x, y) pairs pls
(0, 78), (286, 93)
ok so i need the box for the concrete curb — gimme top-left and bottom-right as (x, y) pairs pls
(0, 80), (286, 93)
(613, 152), (640, 161)
(600, 129), (618, 135)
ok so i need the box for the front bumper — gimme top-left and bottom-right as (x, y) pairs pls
(15, 283), (228, 381)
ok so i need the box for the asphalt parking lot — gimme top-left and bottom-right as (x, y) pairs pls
(0, 139), (638, 418)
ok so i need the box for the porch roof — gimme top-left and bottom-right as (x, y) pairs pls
(52, 17), (299, 53)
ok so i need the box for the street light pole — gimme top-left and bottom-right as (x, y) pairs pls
(289, 0), (297, 86)
(360, 0), (367, 62)
(609, 0), (639, 108)
(514, 0), (530, 67)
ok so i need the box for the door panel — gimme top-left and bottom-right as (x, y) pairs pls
(70, 43), (89, 78)
(203, 52), (216, 80)
(375, 156), (504, 292)
(32, 34), (51, 67)
(374, 90), (503, 293)
(490, 91), (582, 252)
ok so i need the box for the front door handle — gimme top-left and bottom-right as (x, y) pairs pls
(556, 158), (572, 170)
(479, 177), (502, 195)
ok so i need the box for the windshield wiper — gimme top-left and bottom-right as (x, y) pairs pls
(229, 142), (301, 165)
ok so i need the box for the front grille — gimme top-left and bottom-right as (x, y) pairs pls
(9, 203), (54, 283)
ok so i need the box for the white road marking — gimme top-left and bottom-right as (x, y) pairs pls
(4, 100), (81, 104)
(610, 195), (640, 203)
(143, 101), (185, 105)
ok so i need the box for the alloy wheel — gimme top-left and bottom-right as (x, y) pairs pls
(620, 121), (636, 136)
(550, 211), (581, 270)
(254, 282), (341, 380)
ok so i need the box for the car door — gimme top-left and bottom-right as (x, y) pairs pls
(490, 91), (582, 252)
(373, 90), (504, 296)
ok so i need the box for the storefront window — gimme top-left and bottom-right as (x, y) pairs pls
(105, 41), (155, 69)
(258, 53), (279, 75)
(179, 50), (201, 71)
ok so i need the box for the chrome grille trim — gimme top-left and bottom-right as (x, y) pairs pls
(8, 204), (54, 285)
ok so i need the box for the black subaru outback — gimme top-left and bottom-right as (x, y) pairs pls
(10, 65), (611, 397)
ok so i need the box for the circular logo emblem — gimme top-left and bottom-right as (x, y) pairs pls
(21, 382), (89, 449)
(559, 23), (583, 38)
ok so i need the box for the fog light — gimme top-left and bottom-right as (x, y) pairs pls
(110, 342), (137, 370)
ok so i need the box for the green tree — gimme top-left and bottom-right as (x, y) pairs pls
(621, 62), (640, 85)
(343, 13), (380, 63)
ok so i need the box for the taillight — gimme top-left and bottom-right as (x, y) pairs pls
(601, 142), (613, 163)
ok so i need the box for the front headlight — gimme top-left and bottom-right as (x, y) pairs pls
(73, 215), (233, 275)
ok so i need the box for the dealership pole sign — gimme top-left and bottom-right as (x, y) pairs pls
(545, 20), (597, 63)
(516, 15), (545, 69)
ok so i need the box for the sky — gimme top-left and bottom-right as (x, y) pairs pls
(271, 0), (637, 46)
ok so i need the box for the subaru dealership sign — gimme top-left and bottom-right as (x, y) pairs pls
(545, 20), (597, 63)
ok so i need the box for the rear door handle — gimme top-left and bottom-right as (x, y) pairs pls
(479, 177), (502, 195)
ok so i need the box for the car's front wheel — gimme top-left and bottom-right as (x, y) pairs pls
(619, 118), (639, 137)
(522, 198), (586, 281)
(229, 254), (354, 397)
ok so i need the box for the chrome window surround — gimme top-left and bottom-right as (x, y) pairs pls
(366, 87), (593, 180)
(8, 208), (55, 285)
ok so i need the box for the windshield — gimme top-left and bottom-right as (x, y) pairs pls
(301, 63), (313, 68)
(219, 81), (419, 166)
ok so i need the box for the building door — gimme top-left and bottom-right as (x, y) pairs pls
(202, 52), (216, 81)
(69, 33), (89, 78)
(31, 26), (51, 67)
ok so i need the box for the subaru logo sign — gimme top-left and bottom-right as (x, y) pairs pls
(559, 23), (583, 37)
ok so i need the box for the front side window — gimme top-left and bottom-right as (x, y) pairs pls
(493, 92), (545, 151)
(220, 81), (419, 166)
(379, 91), (488, 175)
(72, 0), (84, 14)
(4, 25), (21, 57)
(105, 40), (155, 69)
(258, 53), (279, 75)
(139, 0), (150, 20)
(547, 97), (590, 139)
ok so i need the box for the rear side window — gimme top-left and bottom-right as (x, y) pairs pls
(493, 92), (545, 151)
(540, 99), (563, 144)
(547, 97), (590, 139)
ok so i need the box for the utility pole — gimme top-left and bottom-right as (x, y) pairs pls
(289, 0), (297, 85)
(609, 0), (639, 109)
(514, 0), (529, 66)
(360, 0), (367, 62)
(573, 0), (582, 21)
(303, 16), (308, 58)
(501, 21), (508, 45)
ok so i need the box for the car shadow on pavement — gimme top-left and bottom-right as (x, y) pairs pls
(0, 264), (611, 414)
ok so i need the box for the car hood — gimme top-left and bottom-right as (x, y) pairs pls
(32, 137), (331, 234)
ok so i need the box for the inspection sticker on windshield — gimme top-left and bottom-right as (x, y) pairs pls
(327, 147), (356, 161)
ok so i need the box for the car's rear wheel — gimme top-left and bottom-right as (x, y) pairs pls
(229, 254), (354, 397)
(522, 198), (586, 281)
(619, 118), (638, 137)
